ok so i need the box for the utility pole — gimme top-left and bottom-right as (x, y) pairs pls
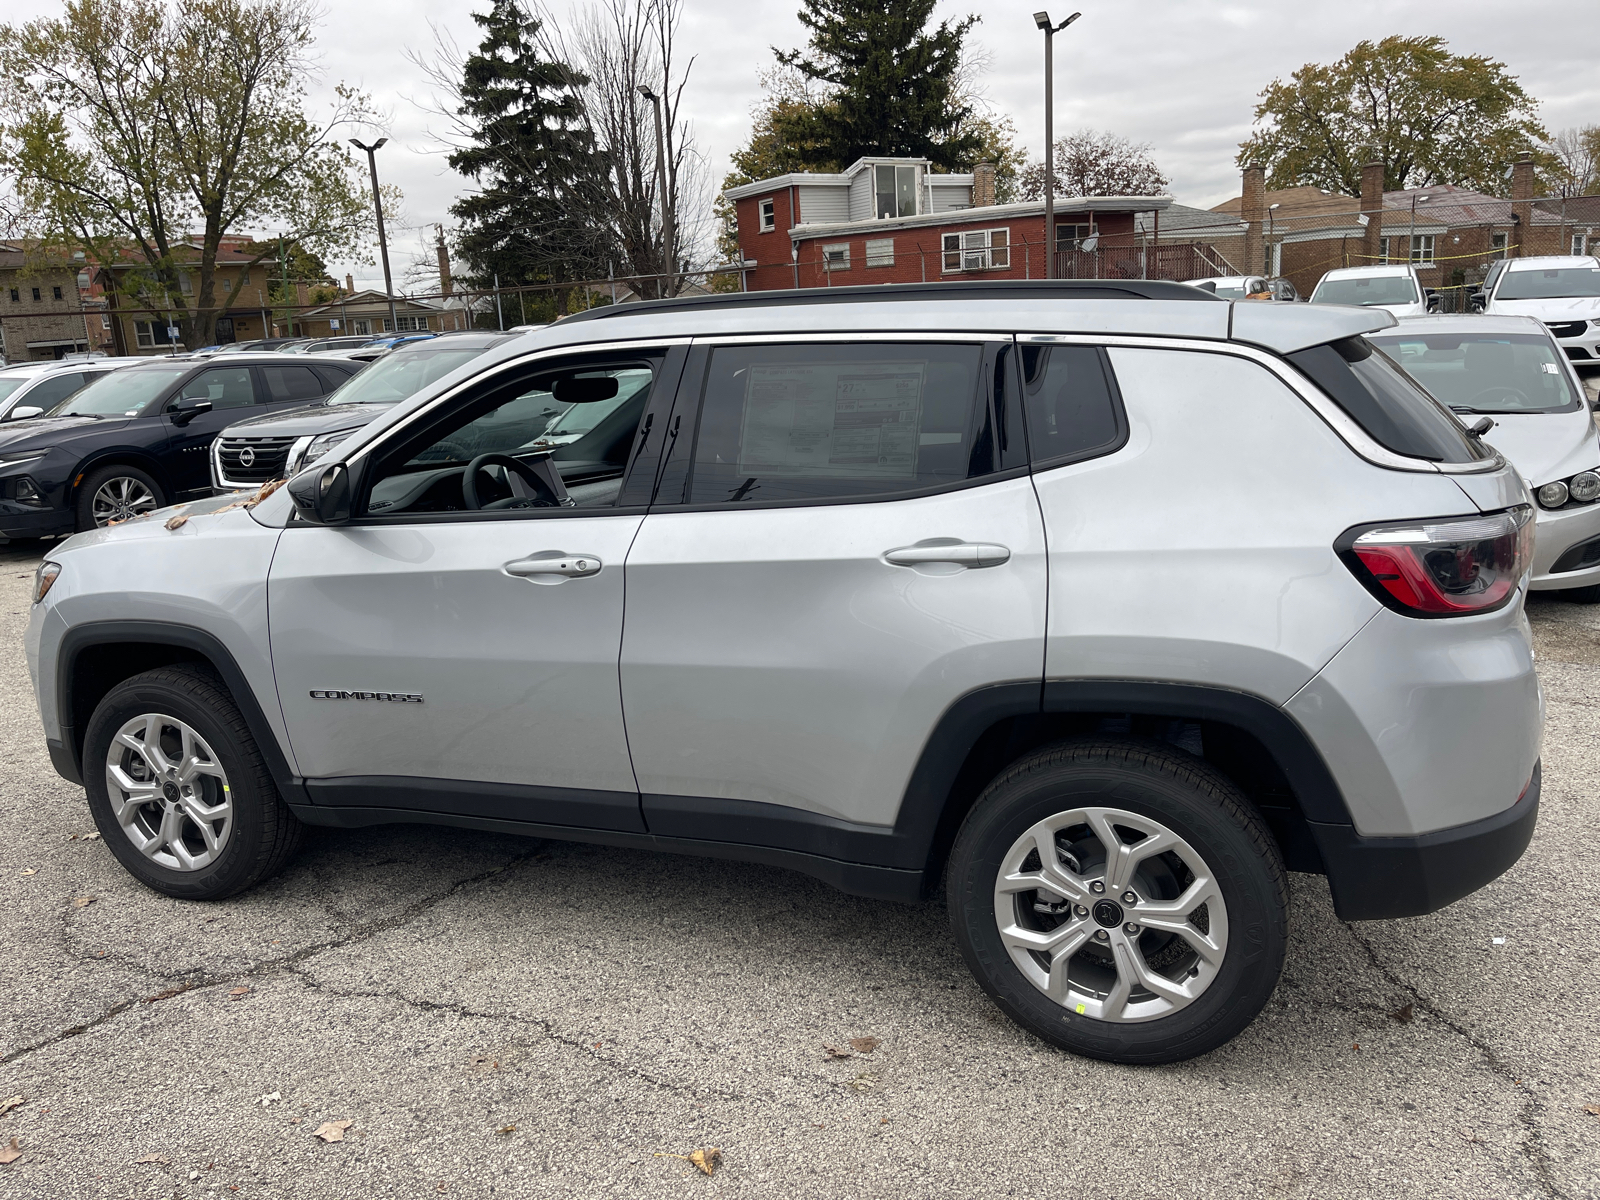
(638, 87), (674, 297)
(350, 137), (400, 335)
(1033, 12), (1080, 280)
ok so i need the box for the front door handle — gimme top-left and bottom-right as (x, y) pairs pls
(504, 551), (602, 579)
(883, 540), (1011, 569)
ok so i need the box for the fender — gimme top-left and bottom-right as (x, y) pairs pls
(53, 619), (305, 803)
(66, 447), (177, 505)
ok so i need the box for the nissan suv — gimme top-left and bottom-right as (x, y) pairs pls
(26, 281), (1542, 1065)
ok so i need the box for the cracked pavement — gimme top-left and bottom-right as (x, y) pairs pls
(0, 543), (1597, 1199)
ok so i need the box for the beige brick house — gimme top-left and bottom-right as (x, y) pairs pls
(0, 243), (92, 362)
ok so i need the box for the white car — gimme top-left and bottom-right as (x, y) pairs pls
(1310, 265), (1431, 317)
(1481, 255), (1600, 367)
(1369, 314), (1600, 600)
(0, 357), (143, 422)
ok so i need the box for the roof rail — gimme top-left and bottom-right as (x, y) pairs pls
(558, 279), (1220, 325)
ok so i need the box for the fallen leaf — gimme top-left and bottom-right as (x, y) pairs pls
(688, 1148), (722, 1176)
(497, 1124), (517, 1135)
(1582, 1103), (1600, 1117)
(1390, 1003), (1414, 1024)
(0, 1139), (20, 1164)
(80, 831), (100, 841)
(228, 987), (250, 1000)
(71, 896), (95, 908)
(258, 1092), (281, 1108)
(848, 1036), (881, 1054)
(134, 1153), (169, 1165)
(822, 1043), (853, 1059)
(312, 1119), (353, 1143)
(252, 478), (286, 504)
(18, 869), (36, 876)
(0, 1097), (21, 1119)
(1352, 1043), (1360, 1051)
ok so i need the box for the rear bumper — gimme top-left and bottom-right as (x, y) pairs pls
(1311, 762), (1539, 920)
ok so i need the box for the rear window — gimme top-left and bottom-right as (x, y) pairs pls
(1310, 275), (1420, 307)
(1287, 337), (1487, 464)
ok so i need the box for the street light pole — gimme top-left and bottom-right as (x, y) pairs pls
(1033, 12), (1080, 280)
(638, 87), (674, 297)
(350, 137), (399, 335)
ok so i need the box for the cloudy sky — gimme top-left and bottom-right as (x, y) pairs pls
(12, 0), (1598, 288)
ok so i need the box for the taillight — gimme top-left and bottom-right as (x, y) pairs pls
(1338, 506), (1533, 617)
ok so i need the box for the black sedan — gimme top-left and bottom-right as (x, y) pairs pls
(0, 354), (360, 540)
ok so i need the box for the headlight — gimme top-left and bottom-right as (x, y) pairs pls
(1570, 471), (1600, 503)
(1538, 480), (1569, 508)
(0, 453), (46, 474)
(33, 561), (60, 604)
(289, 429), (358, 476)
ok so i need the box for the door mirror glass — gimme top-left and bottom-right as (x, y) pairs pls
(287, 462), (351, 525)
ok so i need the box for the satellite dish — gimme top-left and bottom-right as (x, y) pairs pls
(1080, 235), (1100, 252)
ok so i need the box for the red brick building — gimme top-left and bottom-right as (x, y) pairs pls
(724, 157), (1190, 290)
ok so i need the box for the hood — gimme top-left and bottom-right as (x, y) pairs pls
(219, 401), (394, 440)
(1491, 296), (1600, 321)
(54, 488), (262, 554)
(0, 415), (131, 452)
(1469, 408), (1600, 487)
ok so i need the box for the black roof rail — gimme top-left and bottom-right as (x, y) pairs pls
(557, 278), (1221, 325)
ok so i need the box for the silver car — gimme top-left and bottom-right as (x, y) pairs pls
(0, 357), (143, 421)
(1369, 314), (1600, 600)
(26, 281), (1542, 1065)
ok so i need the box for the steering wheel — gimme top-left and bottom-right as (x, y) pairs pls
(461, 453), (560, 510)
(1466, 386), (1531, 409)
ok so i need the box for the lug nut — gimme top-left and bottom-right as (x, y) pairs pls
(1073, 904), (1089, 918)
(1122, 891), (1138, 905)
(1124, 923), (1140, 935)
(1090, 880), (1105, 894)
(1094, 930), (1109, 942)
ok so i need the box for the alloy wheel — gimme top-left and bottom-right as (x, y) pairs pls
(104, 712), (234, 871)
(993, 806), (1229, 1023)
(91, 476), (158, 525)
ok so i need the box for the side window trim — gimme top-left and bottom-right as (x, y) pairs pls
(652, 334), (1025, 513)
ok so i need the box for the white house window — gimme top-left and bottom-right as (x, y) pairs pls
(1055, 223), (1091, 251)
(1574, 234), (1589, 256)
(875, 164), (917, 219)
(943, 228), (1010, 272)
(759, 198), (776, 233)
(352, 319), (371, 335)
(222, 277), (232, 292)
(865, 238), (894, 268)
(1490, 233), (1508, 260)
(1408, 235), (1435, 265)
(134, 319), (160, 348)
(822, 243), (851, 272)
(178, 271), (193, 294)
(382, 315), (429, 332)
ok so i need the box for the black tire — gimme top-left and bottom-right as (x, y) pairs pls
(82, 665), (302, 900)
(1559, 583), (1600, 604)
(74, 464), (166, 531)
(947, 739), (1288, 1065)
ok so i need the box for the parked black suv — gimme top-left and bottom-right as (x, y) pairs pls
(0, 354), (359, 539)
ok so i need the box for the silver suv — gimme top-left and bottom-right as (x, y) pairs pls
(26, 282), (1543, 1064)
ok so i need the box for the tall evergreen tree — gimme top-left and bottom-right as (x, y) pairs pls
(448, 0), (607, 314)
(772, 0), (981, 171)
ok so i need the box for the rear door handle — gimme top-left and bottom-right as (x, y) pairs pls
(883, 541), (1011, 569)
(504, 551), (602, 579)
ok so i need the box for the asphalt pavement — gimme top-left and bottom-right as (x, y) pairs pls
(0, 540), (1596, 1200)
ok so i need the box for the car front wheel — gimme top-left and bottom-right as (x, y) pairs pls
(947, 739), (1288, 1064)
(76, 464), (165, 530)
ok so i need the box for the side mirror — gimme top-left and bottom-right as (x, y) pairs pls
(286, 462), (351, 525)
(8, 406), (43, 420)
(168, 396), (213, 426)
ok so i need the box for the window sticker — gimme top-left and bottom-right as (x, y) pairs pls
(736, 361), (926, 478)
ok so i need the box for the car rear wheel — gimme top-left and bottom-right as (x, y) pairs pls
(947, 739), (1288, 1064)
(83, 665), (302, 899)
(1558, 583), (1600, 604)
(76, 464), (165, 530)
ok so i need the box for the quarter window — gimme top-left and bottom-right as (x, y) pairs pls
(683, 342), (996, 505)
(1019, 344), (1126, 468)
(943, 228), (1009, 272)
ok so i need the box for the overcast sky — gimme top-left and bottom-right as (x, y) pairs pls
(12, 0), (1599, 288)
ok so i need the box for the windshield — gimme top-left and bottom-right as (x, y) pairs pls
(1368, 331), (1581, 414)
(1495, 265), (1600, 301)
(52, 366), (190, 416)
(1311, 275), (1420, 307)
(532, 369), (655, 441)
(0, 378), (27, 405)
(324, 347), (488, 405)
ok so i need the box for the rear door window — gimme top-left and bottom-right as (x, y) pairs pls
(260, 364), (326, 402)
(682, 342), (997, 505)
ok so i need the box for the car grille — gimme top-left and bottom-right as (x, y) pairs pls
(216, 435), (296, 485)
(1547, 320), (1588, 340)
